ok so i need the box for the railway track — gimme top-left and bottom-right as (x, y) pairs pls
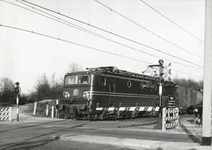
(75, 115), (158, 125)
(117, 117), (158, 124)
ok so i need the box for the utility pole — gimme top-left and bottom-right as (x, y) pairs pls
(202, 0), (212, 146)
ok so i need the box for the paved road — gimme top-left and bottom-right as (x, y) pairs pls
(0, 118), (158, 150)
(0, 115), (211, 150)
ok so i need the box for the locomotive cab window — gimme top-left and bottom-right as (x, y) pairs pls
(65, 75), (90, 85)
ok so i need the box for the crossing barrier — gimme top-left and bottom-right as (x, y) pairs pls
(0, 107), (12, 121)
(96, 106), (160, 119)
(162, 107), (179, 131)
(96, 106), (160, 112)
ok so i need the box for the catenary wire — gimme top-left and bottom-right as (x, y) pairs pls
(0, 24), (203, 79)
(1, 0), (202, 71)
(0, 1), (204, 78)
(172, 69), (202, 79)
(18, 0), (204, 68)
(0, 24), (151, 65)
(140, 0), (204, 43)
(95, 0), (203, 59)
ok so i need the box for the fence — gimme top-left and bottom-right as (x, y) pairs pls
(0, 107), (12, 121)
(33, 102), (59, 118)
(162, 107), (179, 131)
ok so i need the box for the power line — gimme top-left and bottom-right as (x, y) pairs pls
(172, 69), (203, 79)
(0, 24), (203, 79)
(140, 0), (204, 43)
(95, 0), (203, 59)
(18, 0), (204, 68)
(0, 24), (151, 64)
(2, 0), (201, 71)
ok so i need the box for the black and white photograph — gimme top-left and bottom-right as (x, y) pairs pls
(0, 0), (211, 149)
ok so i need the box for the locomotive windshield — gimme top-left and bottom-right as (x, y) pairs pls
(65, 75), (90, 85)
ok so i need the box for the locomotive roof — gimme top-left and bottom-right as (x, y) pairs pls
(87, 66), (158, 81)
(65, 66), (176, 87)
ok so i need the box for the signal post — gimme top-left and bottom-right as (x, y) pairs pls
(148, 59), (164, 128)
(14, 82), (21, 121)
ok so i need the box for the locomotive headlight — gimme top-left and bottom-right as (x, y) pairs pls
(83, 92), (90, 100)
(83, 92), (88, 99)
(63, 91), (70, 99)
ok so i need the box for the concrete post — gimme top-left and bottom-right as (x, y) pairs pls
(46, 104), (49, 117)
(33, 102), (37, 116)
(162, 108), (166, 131)
(202, 0), (212, 145)
(16, 95), (19, 121)
(9, 107), (12, 121)
(51, 106), (54, 118)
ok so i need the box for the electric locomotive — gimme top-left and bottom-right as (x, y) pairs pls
(61, 66), (176, 120)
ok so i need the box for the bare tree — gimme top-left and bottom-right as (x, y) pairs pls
(33, 73), (51, 101)
(31, 73), (63, 101)
(173, 77), (203, 89)
(67, 62), (83, 73)
(0, 77), (15, 104)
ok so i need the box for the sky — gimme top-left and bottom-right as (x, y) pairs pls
(0, 0), (205, 94)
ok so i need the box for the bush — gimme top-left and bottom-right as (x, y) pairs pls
(35, 99), (57, 117)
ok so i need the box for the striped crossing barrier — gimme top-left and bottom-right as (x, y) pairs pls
(0, 107), (12, 121)
(96, 106), (160, 112)
(162, 107), (179, 131)
(165, 120), (179, 128)
(95, 105), (161, 120)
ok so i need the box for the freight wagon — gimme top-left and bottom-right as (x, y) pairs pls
(175, 86), (203, 114)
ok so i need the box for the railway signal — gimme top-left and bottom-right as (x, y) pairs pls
(147, 59), (165, 128)
(14, 82), (21, 121)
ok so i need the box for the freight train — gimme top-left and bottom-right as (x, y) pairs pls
(60, 66), (176, 120)
(175, 86), (203, 114)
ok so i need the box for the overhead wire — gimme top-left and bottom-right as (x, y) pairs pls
(140, 0), (204, 43)
(2, 0), (202, 70)
(17, 0), (203, 68)
(0, 23), (203, 79)
(172, 69), (202, 79)
(0, 0), (203, 79)
(0, 24), (151, 65)
(95, 0), (203, 59)
(2, 0), (158, 61)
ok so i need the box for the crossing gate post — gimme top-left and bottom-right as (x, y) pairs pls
(162, 108), (166, 131)
(33, 102), (37, 116)
(9, 107), (12, 121)
(162, 107), (179, 131)
(51, 106), (54, 118)
(46, 104), (49, 117)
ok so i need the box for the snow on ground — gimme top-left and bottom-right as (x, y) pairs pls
(11, 104), (34, 120)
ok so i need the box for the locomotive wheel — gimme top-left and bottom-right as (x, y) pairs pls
(59, 111), (71, 119)
(99, 110), (106, 120)
(94, 114), (98, 121)
(124, 111), (131, 119)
